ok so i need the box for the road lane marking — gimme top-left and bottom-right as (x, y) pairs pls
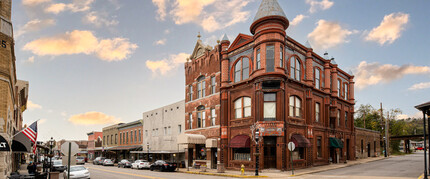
(88, 167), (165, 179)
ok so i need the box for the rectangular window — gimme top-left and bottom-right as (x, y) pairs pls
(197, 112), (202, 128)
(292, 147), (304, 160)
(189, 113), (193, 129)
(233, 148), (251, 161)
(280, 46), (283, 68)
(211, 76), (216, 94)
(315, 69), (320, 89)
(134, 130), (137, 143)
(234, 60), (241, 83)
(119, 133), (122, 144)
(197, 83), (201, 99)
(202, 81), (206, 97)
(234, 99), (242, 119)
(156, 128), (158, 136)
(337, 110), (341, 126)
(256, 49), (261, 69)
(178, 125), (182, 134)
(317, 136), (322, 158)
(126, 132), (128, 144)
(164, 127), (167, 135)
(115, 134), (117, 144)
(338, 80), (341, 97)
(168, 126), (171, 135)
(139, 130), (141, 142)
(211, 108), (216, 126)
(145, 130), (148, 137)
(315, 102), (320, 122)
(130, 131), (133, 143)
(202, 111), (206, 127)
(344, 83), (348, 100)
(189, 85), (193, 101)
(264, 93), (276, 121)
(345, 111), (348, 128)
(123, 133), (125, 144)
(266, 45), (275, 72)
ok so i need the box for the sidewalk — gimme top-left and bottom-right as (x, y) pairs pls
(178, 156), (389, 178)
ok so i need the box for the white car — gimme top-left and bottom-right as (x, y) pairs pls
(76, 156), (85, 165)
(131, 160), (150, 169)
(63, 166), (90, 179)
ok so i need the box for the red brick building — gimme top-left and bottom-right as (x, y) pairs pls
(87, 131), (103, 160)
(117, 120), (143, 160)
(183, 0), (355, 171)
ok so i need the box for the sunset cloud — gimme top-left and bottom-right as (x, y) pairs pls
(354, 61), (430, 89)
(83, 11), (119, 27)
(68, 111), (121, 125)
(306, 0), (334, 13)
(290, 14), (308, 26)
(154, 38), (167, 45)
(15, 19), (55, 38)
(27, 100), (42, 110)
(23, 30), (138, 61)
(26, 56), (35, 63)
(146, 52), (190, 76)
(308, 20), (358, 49)
(152, 0), (250, 32)
(408, 82), (430, 91)
(365, 12), (409, 45)
(45, 0), (95, 14)
(22, 0), (51, 6)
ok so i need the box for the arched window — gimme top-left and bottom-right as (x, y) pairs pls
(290, 57), (301, 81)
(197, 106), (205, 128)
(289, 96), (302, 118)
(197, 76), (205, 99)
(234, 97), (251, 119)
(234, 57), (250, 83)
(315, 68), (321, 89)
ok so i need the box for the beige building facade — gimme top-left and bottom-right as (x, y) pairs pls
(355, 127), (381, 159)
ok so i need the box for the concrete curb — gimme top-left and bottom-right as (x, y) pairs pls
(178, 170), (268, 178)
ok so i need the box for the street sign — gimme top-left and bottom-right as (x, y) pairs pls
(288, 142), (295, 152)
(61, 141), (79, 156)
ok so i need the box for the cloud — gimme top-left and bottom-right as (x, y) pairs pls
(306, 0), (334, 13)
(160, 0), (250, 32)
(39, 118), (48, 125)
(290, 14), (308, 26)
(15, 19), (55, 38)
(354, 61), (430, 89)
(152, 0), (168, 21)
(22, 0), (51, 6)
(26, 56), (35, 63)
(146, 52), (190, 76)
(23, 30), (138, 61)
(83, 11), (119, 27)
(154, 38), (167, 45)
(68, 111), (122, 125)
(408, 82), (430, 91)
(45, 0), (95, 14)
(307, 20), (358, 49)
(365, 12), (409, 45)
(27, 100), (42, 110)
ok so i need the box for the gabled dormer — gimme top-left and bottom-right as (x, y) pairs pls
(190, 38), (212, 60)
(227, 33), (253, 53)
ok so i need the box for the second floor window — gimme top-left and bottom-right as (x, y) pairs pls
(264, 93), (276, 121)
(211, 76), (216, 94)
(211, 108), (216, 126)
(337, 109), (341, 126)
(197, 76), (205, 98)
(290, 57), (301, 81)
(315, 102), (320, 122)
(188, 113), (193, 129)
(234, 97), (251, 119)
(189, 85), (193, 101)
(315, 69), (321, 89)
(344, 83), (348, 100)
(234, 57), (250, 83)
(345, 111), (348, 128)
(280, 46), (283, 68)
(289, 96), (302, 118)
(256, 49), (261, 69)
(197, 106), (205, 128)
(119, 133), (122, 144)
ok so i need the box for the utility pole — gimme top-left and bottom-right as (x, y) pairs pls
(363, 110), (366, 129)
(380, 103), (387, 157)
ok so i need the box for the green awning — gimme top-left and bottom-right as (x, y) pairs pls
(329, 137), (344, 148)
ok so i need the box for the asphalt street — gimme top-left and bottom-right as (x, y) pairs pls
(296, 151), (425, 179)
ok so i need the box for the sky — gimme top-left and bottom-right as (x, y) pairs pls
(12, 0), (430, 141)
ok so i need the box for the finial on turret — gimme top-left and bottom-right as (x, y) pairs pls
(197, 32), (201, 39)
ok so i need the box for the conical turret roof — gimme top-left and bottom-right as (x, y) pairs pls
(253, 0), (287, 22)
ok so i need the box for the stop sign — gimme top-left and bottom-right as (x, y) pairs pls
(61, 141), (79, 156)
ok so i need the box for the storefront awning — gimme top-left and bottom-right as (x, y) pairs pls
(329, 137), (344, 148)
(206, 138), (217, 148)
(291, 134), (311, 148)
(11, 133), (28, 153)
(177, 133), (206, 144)
(109, 145), (141, 151)
(229, 135), (250, 148)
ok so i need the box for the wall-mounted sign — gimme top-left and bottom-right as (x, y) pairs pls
(307, 127), (313, 139)
(257, 121), (284, 136)
(0, 135), (10, 151)
(221, 126), (228, 139)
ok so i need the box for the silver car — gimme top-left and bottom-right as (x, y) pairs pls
(76, 156), (85, 165)
(102, 159), (114, 166)
(64, 166), (90, 179)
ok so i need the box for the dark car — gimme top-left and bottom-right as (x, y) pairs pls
(149, 160), (177, 172)
(93, 157), (106, 165)
(118, 159), (132, 168)
(52, 160), (66, 172)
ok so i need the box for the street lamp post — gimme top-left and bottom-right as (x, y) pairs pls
(415, 101), (430, 179)
(255, 129), (260, 176)
(48, 137), (54, 173)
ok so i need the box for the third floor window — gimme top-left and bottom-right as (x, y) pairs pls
(234, 57), (250, 83)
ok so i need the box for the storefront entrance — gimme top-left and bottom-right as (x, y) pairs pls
(263, 137), (277, 169)
(211, 150), (217, 169)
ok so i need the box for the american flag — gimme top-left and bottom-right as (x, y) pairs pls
(22, 121), (38, 153)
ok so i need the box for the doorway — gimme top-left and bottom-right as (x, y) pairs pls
(346, 139), (350, 160)
(211, 149), (217, 169)
(367, 143), (371, 157)
(264, 137), (277, 169)
(188, 148), (194, 167)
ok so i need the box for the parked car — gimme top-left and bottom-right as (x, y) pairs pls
(76, 156), (85, 165)
(103, 159), (114, 166)
(93, 157), (105, 165)
(63, 165), (90, 179)
(149, 160), (177, 172)
(118, 159), (132, 168)
(131, 160), (150, 170)
(52, 160), (66, 172)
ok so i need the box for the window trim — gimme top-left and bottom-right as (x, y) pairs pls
(210, 76), (216, 94)
(256, 49), (261, 70)
(315, 102), (321, 123)
(289, 95), (302, 118)
(288, 55), (303, 81)
(234, 97), (252, 119)
(280, 46), (284, 68)
(197, 105), (205, 128)
(230, 56), (252, 83)
(314, 67), (322, 90)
